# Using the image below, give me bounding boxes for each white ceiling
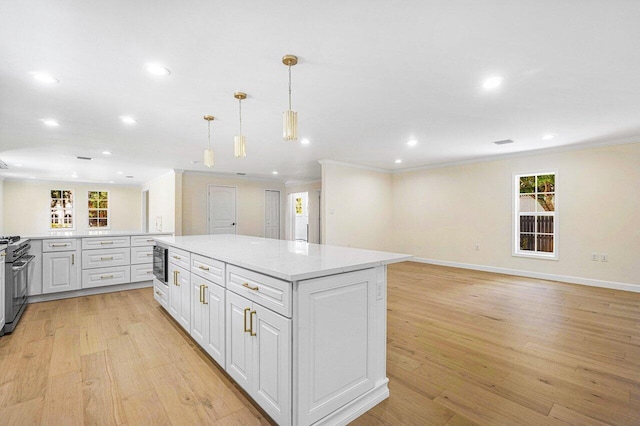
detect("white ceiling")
[1,1,640,185]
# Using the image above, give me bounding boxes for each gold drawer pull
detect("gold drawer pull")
[242,282,259,291]
[199,265,210,271]
[100,275,114,279]
[1,252,6,257]
[146,253,153,256]
[155,290,162,296]
[172,255,181,260]
[51,243,69,247]
[202,286,208,305]
[147,239,154,242]
[146,270,153,274]
[100,241,114,245]
[100,256,114,261]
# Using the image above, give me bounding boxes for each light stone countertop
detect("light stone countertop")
[155,234,412,282]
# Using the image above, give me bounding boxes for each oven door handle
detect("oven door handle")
[12,255,35,271]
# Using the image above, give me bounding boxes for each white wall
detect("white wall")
[391,143,640,288]
[143,171,177,234]
[2,180,141,235]
[321,162,393,251]
[286,181,321,243]
[0,178,4,235]
[181,172,286,238]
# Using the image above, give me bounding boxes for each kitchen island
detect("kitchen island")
[154,234,411,426]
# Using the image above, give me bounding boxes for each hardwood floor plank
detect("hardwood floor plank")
[49,326,81,377]
[81,351,126,425]
[548,404,610,426]
[121,389,172,426]
[80,315,107,356]
[0,396,45,425]
[42,371,83,426]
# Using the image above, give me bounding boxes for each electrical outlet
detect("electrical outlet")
[601,254,608,262]
[475,244,480,251]
[591,253,598,261]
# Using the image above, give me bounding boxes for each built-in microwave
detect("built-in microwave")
[153,245,168,283]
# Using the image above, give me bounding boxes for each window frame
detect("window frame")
[50,189,75,230]
[512,171,558,260]
[87,190,110,229]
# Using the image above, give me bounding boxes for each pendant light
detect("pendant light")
[203,115,215,168]
[282,54,298,141]
[234,92,247,158]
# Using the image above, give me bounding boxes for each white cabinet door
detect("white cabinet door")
[252,303,291,426]
[178,268,191,330]
[205,282,225,367]
[226,291,252,392]
[43,250,80,294]
[295,268,376,425]
[167,263,182,321]
[191,279,206,346]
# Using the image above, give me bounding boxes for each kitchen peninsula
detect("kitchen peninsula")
[153,234,411,426]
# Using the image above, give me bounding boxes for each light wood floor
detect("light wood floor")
[1,262,639,425]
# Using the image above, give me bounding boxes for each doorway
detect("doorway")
[289,192,309,242]
[208,185,237,234]
[264,190,281,239]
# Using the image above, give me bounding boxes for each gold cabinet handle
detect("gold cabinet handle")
[51,243,69,247]
[100,256,114,261]
[173,270,179,285]
[243,308,251,333]
[242,282,259,291]
[198,265,210,271]
[147,239,154,242]
[202,286,208,305]
[172,255,181,260]
[1,252,6,257]
[100,275,114,279]
[100,241,114,245]
[146,270,153,274]
[250,311,257,336]
[72,254,75,265]
[155,290,162,296]
[199,284,204,304]
[146,253,153,256]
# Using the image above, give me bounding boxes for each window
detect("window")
[88,191,109,228]
[514,173,556,258]
[50,190,74,229]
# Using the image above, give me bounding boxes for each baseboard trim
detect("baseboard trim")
[412,258,640,293]
[313,379,389,426]
[27,281,154,303]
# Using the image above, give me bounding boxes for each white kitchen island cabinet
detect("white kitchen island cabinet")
[154,234,411,426]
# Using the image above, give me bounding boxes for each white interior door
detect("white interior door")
[208,186,237,234]
[265,190,280,239]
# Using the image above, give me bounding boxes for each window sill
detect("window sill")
[512,252,558,261]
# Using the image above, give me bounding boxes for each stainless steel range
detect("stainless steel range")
[2,236,33,334]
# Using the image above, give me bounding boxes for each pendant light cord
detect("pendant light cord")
[207,120,211,150]
[288,64,292,110]
[239,98,243,134]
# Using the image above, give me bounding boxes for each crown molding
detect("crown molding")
[317,159,389,174]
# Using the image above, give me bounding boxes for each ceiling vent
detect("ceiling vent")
[126,175,134,179]
[493,139,514,145]
[77,156,93,160]
[0,159,8,169]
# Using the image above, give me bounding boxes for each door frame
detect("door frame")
[207,185,238,235]
[264,189,281,239]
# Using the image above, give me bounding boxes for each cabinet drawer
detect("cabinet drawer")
[191,253,225,286]
[131,263,154,282]
[82,247,130,269]
[131,246,154,264]
[82,266,130,289]
[226,265,292,317]
[153,279,168,308]
[169,247,190,269]
[131,235,161,247]
[42,239,77,252]
[82,236,130,250]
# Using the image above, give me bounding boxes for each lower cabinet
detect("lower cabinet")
[226,290,291,426]
[43,250,80,294]
[168,262,190,330]
[190,274,225,367]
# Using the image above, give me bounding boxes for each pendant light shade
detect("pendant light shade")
[234,92,247,158]
[282,54,298,141]
[203,115,215,168]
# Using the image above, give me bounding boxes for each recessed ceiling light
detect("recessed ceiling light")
[29,176,36,179]
[272,171,278,175]
[71,173,78,178]
[301,138,310,145]
[146,63,171,76]
[108,180,114,184]
[395,159,402,164]
[102,151,112,155]
[407,139,417,147]
[542,133,556,140]
[14,163,23,167]
[117,171,124,175]
[121,116,136,124]
[32,72,59,84]
[482,76,503,90]
[42,119,59,127]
